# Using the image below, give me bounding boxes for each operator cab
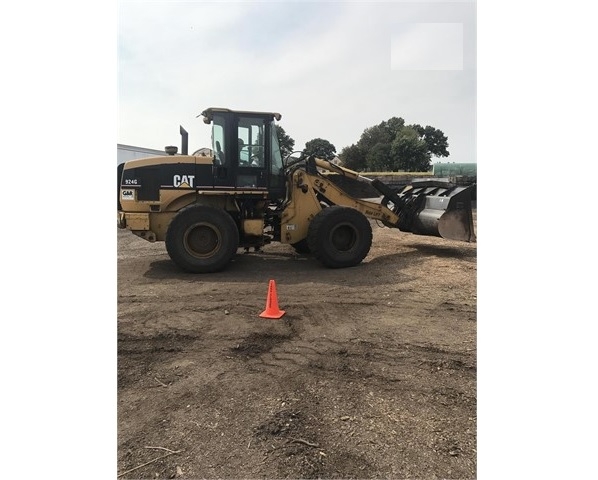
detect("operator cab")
[200,108,286,200]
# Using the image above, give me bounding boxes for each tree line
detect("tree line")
[276,117,449,172]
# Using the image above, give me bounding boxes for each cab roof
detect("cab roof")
[200,107,282,124]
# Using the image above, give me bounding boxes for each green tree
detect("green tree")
[339,144,366,171]
[275,124,295,160]
[357,117,405,153]
[303,138,337,161]
[391,127,430,171]
[350,118,449,172]
[366,143,393,171]
[411,124,449,158]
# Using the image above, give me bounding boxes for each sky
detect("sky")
[118,0,476,164]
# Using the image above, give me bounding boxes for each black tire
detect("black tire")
[307,206,372,268]
[165,205,239,273]
[291,239,311,254]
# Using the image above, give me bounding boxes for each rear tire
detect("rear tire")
[166,205,239,273]
[307,206,372,268]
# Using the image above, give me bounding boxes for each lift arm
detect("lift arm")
[291,157,476,242]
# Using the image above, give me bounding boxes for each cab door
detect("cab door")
[235,116,268,190]
[211,113,235,188]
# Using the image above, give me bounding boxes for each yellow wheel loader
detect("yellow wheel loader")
[117,108,476,273]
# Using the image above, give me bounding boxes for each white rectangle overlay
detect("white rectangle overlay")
[391,23,464,71]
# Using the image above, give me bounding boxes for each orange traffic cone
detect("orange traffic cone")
[259,280,285,319]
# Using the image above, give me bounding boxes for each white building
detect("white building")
[117,144,170,165]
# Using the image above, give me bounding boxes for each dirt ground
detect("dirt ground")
[117,213,477,479]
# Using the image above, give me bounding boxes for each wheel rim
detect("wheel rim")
[183,222,221,258]
[329,223,357,252]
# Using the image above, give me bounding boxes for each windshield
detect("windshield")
[270,121,283,173]
[238,116,265,167]
[211,114,226,165]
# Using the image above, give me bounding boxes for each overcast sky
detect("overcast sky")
[118,0,476,163]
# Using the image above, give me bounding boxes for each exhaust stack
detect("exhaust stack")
[180,126,188,155]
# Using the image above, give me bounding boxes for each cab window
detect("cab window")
[270,121,284,188]
[212,114,226,165]
[237,117,265,168]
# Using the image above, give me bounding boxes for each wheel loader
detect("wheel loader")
[117,107,476,273]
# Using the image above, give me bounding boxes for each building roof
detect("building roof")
[117,143,169,156]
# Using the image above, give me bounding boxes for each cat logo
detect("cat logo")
[173,175,195,188]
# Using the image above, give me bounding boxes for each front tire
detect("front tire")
[165,205,239,273]
[307,206,372,268]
